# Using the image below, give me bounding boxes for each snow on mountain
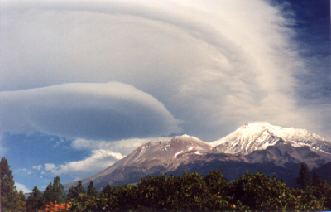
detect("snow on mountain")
[75,124,331,189]
[92,135,211,177]
[211,122,331,154]
[123,134,211,166]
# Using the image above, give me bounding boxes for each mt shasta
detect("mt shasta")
[73,122,331,189]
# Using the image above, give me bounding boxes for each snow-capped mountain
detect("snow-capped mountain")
[113,134,211,169]
[73,122,331,189]
[80,135,212,187]
[211,122,331,154]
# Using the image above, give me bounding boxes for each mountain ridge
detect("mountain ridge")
[70,122,331,189]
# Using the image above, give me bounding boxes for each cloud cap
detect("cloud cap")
[0,82,179,140]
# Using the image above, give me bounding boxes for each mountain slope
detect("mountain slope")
[244,142,331,167]
[82,135,211,188]
[314,162,331,184]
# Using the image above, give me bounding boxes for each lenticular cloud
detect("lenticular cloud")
[1,0,326,139]
[0,82,179,140]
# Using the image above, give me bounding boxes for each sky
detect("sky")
[0,0,330,192]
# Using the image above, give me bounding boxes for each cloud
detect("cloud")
[42,137,167,176]
[32,165,42,171]
[71,137,167,155]
[0,82,179,140]
[16,182,30,193]
[16,168,32,176]
[0,0,329,140]
[44,149,123,175]
[44,163,57,172]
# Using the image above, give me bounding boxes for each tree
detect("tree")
[1,157,19,211]
[291,186,325,210]
[43,182,53,203]
[87,181,97,197]
[65,170,331,210]
[101,184,137,210]
[68,181,85,200]
[177,172,210,209]
[230,172,292,210]
[204,170,227,195]
[0,157,26,212]
[52,176,65,203]
[43,176,65,203]
[297,163,312,188]
[203,170,235,209]
[26,186,43,212]
[16,191,26,212]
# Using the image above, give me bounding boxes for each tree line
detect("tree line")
[1,157,331,211]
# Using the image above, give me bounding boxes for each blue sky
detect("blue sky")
[0,0,330,192]
[2,134,84,190]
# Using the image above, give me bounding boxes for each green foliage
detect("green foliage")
[204,170,227,195]
[69,193,100,212]
[52,176,66,202]
[136,175,178,209]
[1,157,17,211]
[26,186,43,212]
[87,181,97,197]
[15,191,26,212]
[87,171,247,210]
[177,172,209,209]
[101,184,138,210]
[230,172,295,210]
[43,176,66,203]
[68,181,85,200]
[67,171,331,211]
[2,156,331,211]
[68,181,101,211]
[0,157,26,212]
[43,182,53,203]
[290,187,325,210]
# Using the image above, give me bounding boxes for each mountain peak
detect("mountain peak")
[174,134,203,142]
[238,122,303,134]
[236,122,281,137]
[240,122,274,128]
[211,122,330,154]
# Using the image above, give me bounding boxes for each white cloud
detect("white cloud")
[71,137,167,155]
[15,168,33,176]
[42,137,165,177]
[45,137,169,178]
[32,165,42,171]
[44,149,124,176]
[44,163,56,172]
[0,82,179,140]
[16,182,30,193]
[0,0,329,140]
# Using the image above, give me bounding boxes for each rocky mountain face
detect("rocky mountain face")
[78,123,331,189]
